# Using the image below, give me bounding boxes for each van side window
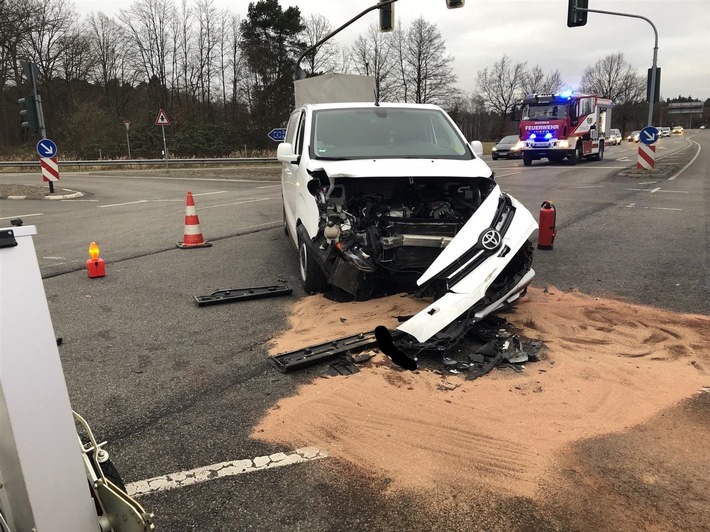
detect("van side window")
[285,111,300,145]
[294,113,306,156]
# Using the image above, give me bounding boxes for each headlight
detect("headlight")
[558,140,569,149]
[514,141,525,150]
[492,147,497,151]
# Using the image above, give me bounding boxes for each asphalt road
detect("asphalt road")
[1,130,707,530]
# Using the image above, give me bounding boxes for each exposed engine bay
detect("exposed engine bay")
[305,172,498,300]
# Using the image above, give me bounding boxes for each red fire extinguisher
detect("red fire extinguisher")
[538,201,557,250]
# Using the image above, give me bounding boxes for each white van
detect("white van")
[608,129,622,145]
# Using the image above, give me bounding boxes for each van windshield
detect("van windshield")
[311,107,472,160]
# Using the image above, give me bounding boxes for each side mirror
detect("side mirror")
[510,104,518,121]
[469,140,483,157]
[277,142,299,164]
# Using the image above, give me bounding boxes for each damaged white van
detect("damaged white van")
[278,102,537,350]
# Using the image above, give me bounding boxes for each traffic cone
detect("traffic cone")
[177,192,212,249]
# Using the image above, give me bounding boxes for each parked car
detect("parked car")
[661,127,671,137]
[278,101,537,350]
[491,135,524,160]
[608,129,622,145]
[672,125,684,134]
[627,130,641,142]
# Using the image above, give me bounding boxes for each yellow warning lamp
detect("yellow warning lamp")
[89,241,100,260]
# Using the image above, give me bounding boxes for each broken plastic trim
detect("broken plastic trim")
[194,285,292,306]
[270,331,379,373]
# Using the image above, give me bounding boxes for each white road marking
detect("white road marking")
[638,181,657,185]
[616,157,632,161]
[650,187,662,193]
[42,256,67,260]
[257,185,281,189]
[624,204,682,211]
[98,200,149,208]
[125,447,328,498]
[494,172,520,178]
[196,198,272,211]
[191,191,227,196]
[668,140,701,181]
[0,212,43,220]
[63,199,99,202]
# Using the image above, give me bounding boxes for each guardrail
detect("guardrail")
[0,157,278,168]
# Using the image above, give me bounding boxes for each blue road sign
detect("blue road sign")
[36,138,58,158]
[639,126,659,145]
[268,128,287,142]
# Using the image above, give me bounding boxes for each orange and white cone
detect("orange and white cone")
[177,192,212,249]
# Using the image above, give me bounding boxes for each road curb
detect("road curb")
[2,189,84,200]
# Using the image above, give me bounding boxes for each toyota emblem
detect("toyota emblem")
[481,229,501,251]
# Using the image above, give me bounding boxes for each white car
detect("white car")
[661,127,671,137]
[608,129,622,146]
[278,102,537,349]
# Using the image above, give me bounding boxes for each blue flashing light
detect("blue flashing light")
[544,132,553,140]
[529,133,537,140]
[560,89,573,99]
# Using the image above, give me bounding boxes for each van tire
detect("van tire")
[523,152,533,167]
[299,237,327,293]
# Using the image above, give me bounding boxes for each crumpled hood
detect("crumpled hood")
[307,157,493,179]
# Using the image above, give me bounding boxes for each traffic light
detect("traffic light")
[379,0,394,32]
[18,95,40,133]
[567,0,589,27]
[446,0,465,7]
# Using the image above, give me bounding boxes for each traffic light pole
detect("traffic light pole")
[577,8,659,128]
[295,0,397,80]
[20,60,53,192]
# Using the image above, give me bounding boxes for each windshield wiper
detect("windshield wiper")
[315,156,351,160]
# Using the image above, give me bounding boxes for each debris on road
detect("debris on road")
[194,285,292,306]
[270,331,378,373]
[271,310,544,379]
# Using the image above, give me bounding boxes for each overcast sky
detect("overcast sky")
[73,0,710,101]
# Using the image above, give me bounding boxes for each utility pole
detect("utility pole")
[568,2,659,127]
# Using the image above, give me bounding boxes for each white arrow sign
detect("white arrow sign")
[39,142,54,155]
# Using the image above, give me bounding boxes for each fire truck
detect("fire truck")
[517,91,613,166]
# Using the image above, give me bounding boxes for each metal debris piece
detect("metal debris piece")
[194,285,292,306]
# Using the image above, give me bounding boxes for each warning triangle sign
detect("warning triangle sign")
[155,108,170,126]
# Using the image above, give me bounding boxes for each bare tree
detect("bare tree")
[579,52,645,104]
[401,16,456,105]
[195,0,219,118]
[301,14,340,76]
[23,0,79,84]
[350,23,396,101]
[119,0,174,107]
[476,54,527,120]
[521,65,563,95]
[0,0,44,145]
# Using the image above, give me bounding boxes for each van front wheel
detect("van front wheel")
[299,238,327,293]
